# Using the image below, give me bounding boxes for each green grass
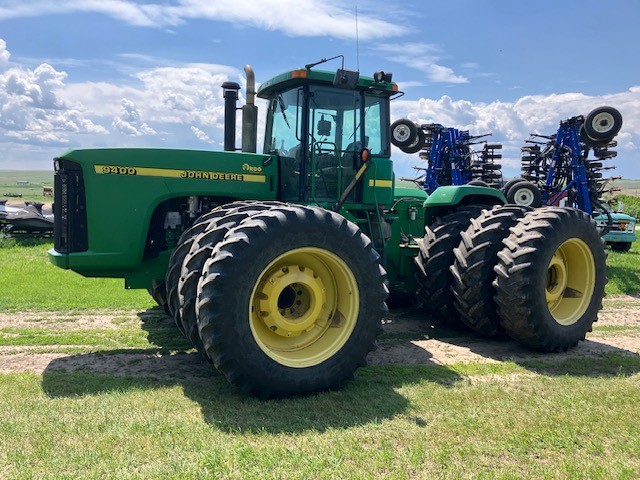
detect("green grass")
[0,170,54,203]
[606,240,640,295]
[1,236,637,313]
[0,363,638,479]
[0,238,154,311]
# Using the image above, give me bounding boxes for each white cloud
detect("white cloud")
[112,98,156,136]
[374,43,468,84]
[191,125,211,143]
[0,38,10,65]
[0,0,406,40]
[0,54,107,146]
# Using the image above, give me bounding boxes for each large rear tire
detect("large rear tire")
[451,205,531,337]
[196,205,387,398]
[415,205,487,325]
[494,207,607,351]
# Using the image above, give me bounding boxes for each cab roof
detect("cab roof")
[257,68,398,98]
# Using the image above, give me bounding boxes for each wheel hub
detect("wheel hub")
[545,238,595,326]
[591,112,614,134]
[256,264,328,337]
[546,253,568,304]
[393,125,410,143]
[514,187,534,205]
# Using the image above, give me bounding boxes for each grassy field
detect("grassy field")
[1,238,639,478]
[0,170,54,203]
[0,238,153,312]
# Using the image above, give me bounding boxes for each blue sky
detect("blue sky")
[1,0,639,179]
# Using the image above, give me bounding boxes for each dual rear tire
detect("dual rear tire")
[164,203,387,398]
[417,205,607,351]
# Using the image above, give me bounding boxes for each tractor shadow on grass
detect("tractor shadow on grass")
[379,306,640,378]
[40,306,463,433]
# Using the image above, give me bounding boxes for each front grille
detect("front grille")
[53,159,88,253]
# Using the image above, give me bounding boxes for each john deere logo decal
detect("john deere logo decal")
[95,165,265,183]
[242,163,262,172]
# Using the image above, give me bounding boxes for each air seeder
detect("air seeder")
[50,59,607,397]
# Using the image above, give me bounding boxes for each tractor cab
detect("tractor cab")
[257,67,398,206]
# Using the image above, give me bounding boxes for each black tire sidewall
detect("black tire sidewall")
[583,106,622,143]
[390,119,418,148]
[197,206,385,396]
[501,208,606,346]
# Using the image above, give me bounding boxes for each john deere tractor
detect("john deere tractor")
[49,59,607,398]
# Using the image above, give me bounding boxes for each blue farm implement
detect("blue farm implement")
[512,106,623,227]
[390,119,503,194]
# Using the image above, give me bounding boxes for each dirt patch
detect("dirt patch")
[0,310,156,330]
[0,351,217,380]
[369,307,640,366]
[0,300,638,379]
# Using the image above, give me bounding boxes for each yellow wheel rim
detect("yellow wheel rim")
[545,238,596,326]
[249,247,359,368]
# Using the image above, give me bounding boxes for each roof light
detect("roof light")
[374,71,393,83]
[291,69,308,79]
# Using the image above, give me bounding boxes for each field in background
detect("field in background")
[0,170,54,203]
[3,171,640,204]
[613,178,640,197]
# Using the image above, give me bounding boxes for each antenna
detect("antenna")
[355,5,360,72]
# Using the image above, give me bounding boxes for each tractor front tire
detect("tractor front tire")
[148,280,171,317]
[494,207,607,351]
[196,205,387,398]
[610,242,632,252]
[165,202,252,333]
[178,203,275,357]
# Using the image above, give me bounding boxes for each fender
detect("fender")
[423,185,506,224]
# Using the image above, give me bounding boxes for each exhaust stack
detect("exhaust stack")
[242,65,258,153]
[221,81,240,152]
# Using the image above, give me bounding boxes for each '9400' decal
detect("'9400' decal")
[94,165,266,183]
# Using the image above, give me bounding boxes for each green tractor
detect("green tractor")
[49,60,607,398]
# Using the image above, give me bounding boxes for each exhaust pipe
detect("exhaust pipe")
[242,65,258,153]
[221,81,240,151]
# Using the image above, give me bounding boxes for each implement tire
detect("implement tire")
[451,205,531,337]
[494,207,607,351]
[415,205,486,325]
[505,180,541,207]
[583,106,623,144]
[196,205,387,398]
[178,203,276,358]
